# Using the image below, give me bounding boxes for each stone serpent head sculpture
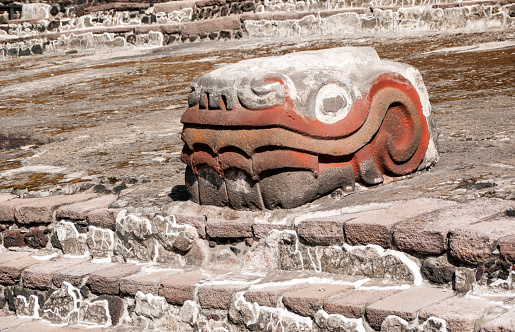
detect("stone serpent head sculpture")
[180,47,439,210]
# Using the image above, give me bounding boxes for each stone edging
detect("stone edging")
[1,0,514,59]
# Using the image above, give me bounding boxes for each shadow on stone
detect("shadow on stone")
[169,185,189,201]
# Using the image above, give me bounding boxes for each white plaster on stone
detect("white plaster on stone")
[316,309,366,332]
[233,291,314,330]
[15,294,40,319]
[343,243,422,286]
[32,252,59,260]
[293,202,392,225]
[41,281,82,325]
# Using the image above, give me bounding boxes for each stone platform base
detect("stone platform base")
[2,0,515,59]
[0,251,514,331]
[0,192,514,330]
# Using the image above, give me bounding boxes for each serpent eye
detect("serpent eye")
[315,83,352,124]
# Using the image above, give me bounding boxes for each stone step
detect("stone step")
[0,250,512,331]
[0,195,513,286]
[2,0,514,58]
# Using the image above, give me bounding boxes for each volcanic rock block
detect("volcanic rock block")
[282,284,353,317]
[180,47,438,210]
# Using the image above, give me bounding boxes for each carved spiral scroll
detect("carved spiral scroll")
[369,81,430,176]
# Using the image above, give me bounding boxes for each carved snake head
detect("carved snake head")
[180,47,438,210]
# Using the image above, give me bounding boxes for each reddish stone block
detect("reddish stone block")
[87,264,141,295]
[15,194,99,224]
[56,195,117,221]
[206,220,253,238]
[419,297,502,332]
[120,268,182,296]
[23,257,90,290]
[160,23,181,34]
[3,230,25,248]
[393,199,513,255]
[244,283,309,307]
[53,262,113,288]
[0,197,45,222]
[198,283,249,310]
[345,198,457,248]
[282,284,353,317]
[448,216,515,266]
[297,220,344,245]
[0,254,39,285]
[24,229,48,249]
[365,286,455,330]
[252,223,293,238]
[181,17,241,37]
[499,235,515,262]
[323,289,398,318]
[87,208,120,230]
[158,270,207,305]
[174,214,207,239]
[481,310,515,332]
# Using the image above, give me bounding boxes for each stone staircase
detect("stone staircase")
[1,0,515,58]
[0,191,514,330]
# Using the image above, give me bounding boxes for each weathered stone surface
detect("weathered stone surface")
[393,198,513,255]
[206,220,253,238]
[15,194,98,224]
[3,230,25,248]
[0,193,16,203]
[53,262,112,288]
[244,283,308,307]
[252,223,293,238]
[453,267,476,294]
[419,297,506,332]
[120,268,182,296]
[181,16,241,36]
[92,295,124,325]
[0,198,45,222]
[0,254,39,285]
[448,216,515,266]
[54,221,88,255]
[78,298,110,326]
[115,212,155,262]
[181,47,438,210]
[154,0,196,13]
[0,251,32,264]
[365,286,455,330]
[86,226,114,259]
[297,220,344,245]
[323,288,398,318]
[151,215,198,253]
[198,283,249,310]
[135,291,169,320]
[41,282,81,325]
[345,198,456,248]
[174,214,207,239]
[24,229,48,249]
[282,284,353,317]
[23,257,89,290]
[87,263,141,295]
[481,310,515,332]
[421,257,455,284]
[499,235,515,262]
[87,208,120,231]
[158,270,207,305]
[56,195,117,221]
